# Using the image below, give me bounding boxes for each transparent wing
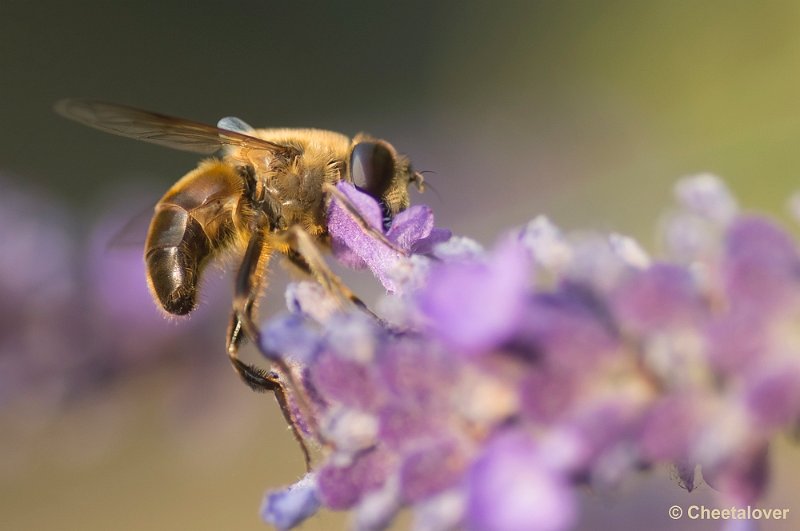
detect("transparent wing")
[105,200,156,249]
[55,99,288,155]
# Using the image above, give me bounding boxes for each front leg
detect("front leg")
[282,225,379,320]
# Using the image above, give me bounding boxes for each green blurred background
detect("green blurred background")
[3,1,800,529]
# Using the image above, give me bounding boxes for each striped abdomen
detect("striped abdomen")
[145,160,242,315]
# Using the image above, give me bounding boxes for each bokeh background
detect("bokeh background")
[3,1,800,529]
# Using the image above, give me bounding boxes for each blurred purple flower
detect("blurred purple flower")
[466,431,577,531]
[722,216,800,313]
[261,473,321,530]
[0,178,81,412]
[612,263,704,334]
[0,179,242,467]
[416,239,531,355]
[317,447,396,510]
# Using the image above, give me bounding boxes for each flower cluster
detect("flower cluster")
[260,177,800,530]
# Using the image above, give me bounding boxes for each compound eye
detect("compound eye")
[349,141,395,199]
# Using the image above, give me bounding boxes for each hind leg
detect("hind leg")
[226,230,313,469]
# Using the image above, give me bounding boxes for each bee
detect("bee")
[55,99,425,465]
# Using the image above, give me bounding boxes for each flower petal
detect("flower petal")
[317,448,395,509]
[260,474,321,530]
[386,205,434,251]
[417,239,530,355]
[328,183,384,269]
[466,432,576,531]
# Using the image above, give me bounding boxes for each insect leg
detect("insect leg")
[282,225,378,319]
[226,229,275,389]
[226,230,314,469]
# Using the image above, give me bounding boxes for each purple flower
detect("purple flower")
[513,283,619,371]
[466,432,577,531]
[257,174,800,530]
[612,263,704,334]
[705,308,767,375]
[260,313,322,364]
[317,447,396,509]
[378,401,447,452]
[309,349,384,411]
[742,362,800,430]
[722,216,800,312]
[399,439,467,503]
[638,394,704,462]
[327,182,450,292]
[0,179,79,404]
[416,238,531,355]
[261,474,321,530]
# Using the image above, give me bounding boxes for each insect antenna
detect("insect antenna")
[417,170,443,204]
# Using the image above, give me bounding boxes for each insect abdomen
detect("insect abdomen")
[145,203,211,315]
[144,160,243,316]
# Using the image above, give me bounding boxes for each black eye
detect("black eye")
[349,141,395,200]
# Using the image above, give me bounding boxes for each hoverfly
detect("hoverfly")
[55,99,425,465]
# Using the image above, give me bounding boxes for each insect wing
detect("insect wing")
[55,99,287,155]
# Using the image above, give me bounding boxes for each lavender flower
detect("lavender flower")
[261,473,321,530]
[327,182,451,292]
[257,173,800,530]
[466,431,577,531]
[0,178,80,412]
